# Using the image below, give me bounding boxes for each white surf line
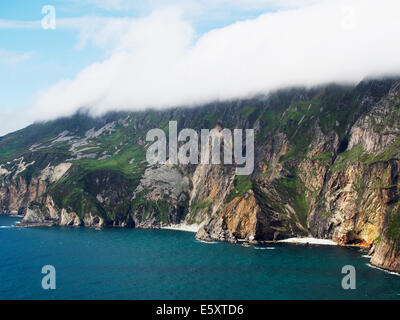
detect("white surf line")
[366,263,400,276]
[196,239,218,244]
[278,237,337,246]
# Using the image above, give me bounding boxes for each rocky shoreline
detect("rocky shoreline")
[7,212,397,274]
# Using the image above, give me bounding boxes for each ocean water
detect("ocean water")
[0,215,399,300]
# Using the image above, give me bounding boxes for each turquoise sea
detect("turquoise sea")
[0,215,399,300]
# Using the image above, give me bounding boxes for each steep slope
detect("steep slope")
[1,78,400,272]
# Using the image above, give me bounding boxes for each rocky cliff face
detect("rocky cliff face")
[0,157,71,215]
[1,78,400,273]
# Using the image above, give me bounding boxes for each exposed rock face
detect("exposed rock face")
[309,161,399,246]
[185,163,234,226]
[2,78,400,273]
[60,209,82,227]
[0,160,71,215]
[196,190,271,242]
[40,163,72,183]
[370,237,400,273]
[348,82,400,153]
[131,164,190,228]
[23,204,52,225]
[19,196,104,228]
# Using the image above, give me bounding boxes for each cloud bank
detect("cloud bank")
[24,0,400,122]
[65,0,320,12]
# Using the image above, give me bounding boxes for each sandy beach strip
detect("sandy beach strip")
[161,224,200,233]
[278,237,337,246]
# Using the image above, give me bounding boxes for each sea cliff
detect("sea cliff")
[1,78,400,272]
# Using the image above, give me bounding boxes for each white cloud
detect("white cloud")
[12,0,400,125]
[67,0,319,12]
[184,0,320,11]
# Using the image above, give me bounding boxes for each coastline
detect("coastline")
[6,214,400,276]
[0,215,344,247]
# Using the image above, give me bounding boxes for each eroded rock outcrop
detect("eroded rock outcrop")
[371,237,400,273]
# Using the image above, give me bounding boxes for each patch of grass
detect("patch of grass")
[76,145,146,179]
[311,152,332,162]
[368,138,400,163]
[274,174,309,229]
[49,165,141,222]
[334,140,400,173]
[0,113,97,161]
[333,145,366,172]
[50,183,106,219]
[225,176,252,203]
[191,199,212,214]
[187,199,212,224]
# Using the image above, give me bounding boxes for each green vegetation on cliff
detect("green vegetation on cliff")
[1,78,400,248]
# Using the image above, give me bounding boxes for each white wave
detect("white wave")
[0,225,14,229]
[196,239,218,244]
[254,247,276,250]
[367,263,400,276]
[362,255,372,259]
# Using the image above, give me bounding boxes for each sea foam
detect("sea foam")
[367,263,400,276]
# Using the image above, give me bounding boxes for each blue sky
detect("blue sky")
[0,0,270,115]
[1,1,103,112]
